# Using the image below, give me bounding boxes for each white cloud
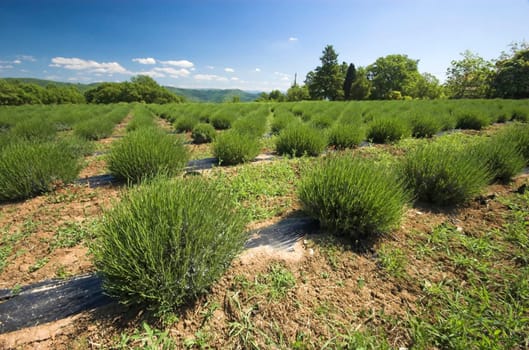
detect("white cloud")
[154,67,190,77]
[224,67,235,73]
[231,77,240,81]
[50,57,130,74]
[288,37,298,42]
[13,60,22,64]
[206,65,215,70]
[0,65,13,69]
[132,57,156,65]
[274,72,291,81]
[17,55,36,62]
[255,68,261,72]
[138,70,165,78]
[160,60,194,68]
[194,74,228,82]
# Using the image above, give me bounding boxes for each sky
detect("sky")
[0,0,528,92]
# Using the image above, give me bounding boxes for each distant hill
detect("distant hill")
[165,87,260,103]
[3,78,261,102]
[3,77,99,93]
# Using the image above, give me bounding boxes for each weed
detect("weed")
[377,244,407,278]
[28,257,49,273]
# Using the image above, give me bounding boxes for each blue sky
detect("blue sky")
[0,0,528,91]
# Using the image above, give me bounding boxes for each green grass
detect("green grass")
[410,190,529,349]
[211,159,299,220]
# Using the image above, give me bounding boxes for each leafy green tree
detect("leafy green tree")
[286,84,310,101]
[343,63,357,100]
[366,54,421,99]
[350,66,372,100]
[0,79,85,105]
[305,45,344,100]
[84,75,183,104]
[445,50,494,99]
[269,89,285,101]
[492,48,529,98]
[413,73,443,99]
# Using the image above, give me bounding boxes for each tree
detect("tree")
[268,89,285,102]
[348,66,371,100]
[286,84,309,101]
[305,45,344,100]
[366,54,421,99]
[444,50,494,99]
[84,75,183,104]
[413,73,443,99]
[491,48,529,99]
[343,63,357,100]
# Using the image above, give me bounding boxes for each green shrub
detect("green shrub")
[455,111,489,130]
[367,118,410,143]
[93,177,248,314]
[401,142,491,206]
[275,124,326,157]
[298,155,408,239]
[232,113,267,137]
[327,124,365,149]
[211,112,235,130]
[471,136,525,183]
[310,114,335,129]
[213,130,260,165]
[59,136,94,158]
[108,127,188,183]
[74,118,115,140]
[410,115,441,138]
[11,118,56,141]
[126,107,155,132]
[270,111,297,135]
[0,141,81,202]
[174,115,199,133]
[511,108,529,122]
[498,123,529,165]
[191,123,216,144]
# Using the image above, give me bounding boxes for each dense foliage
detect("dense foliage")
[0,79,85,105]
[299,155,409,239]
[93,177,248,314]
[85,75,184,104]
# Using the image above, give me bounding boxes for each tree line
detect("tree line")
[258,42,529,102]
[0,75,184,105]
